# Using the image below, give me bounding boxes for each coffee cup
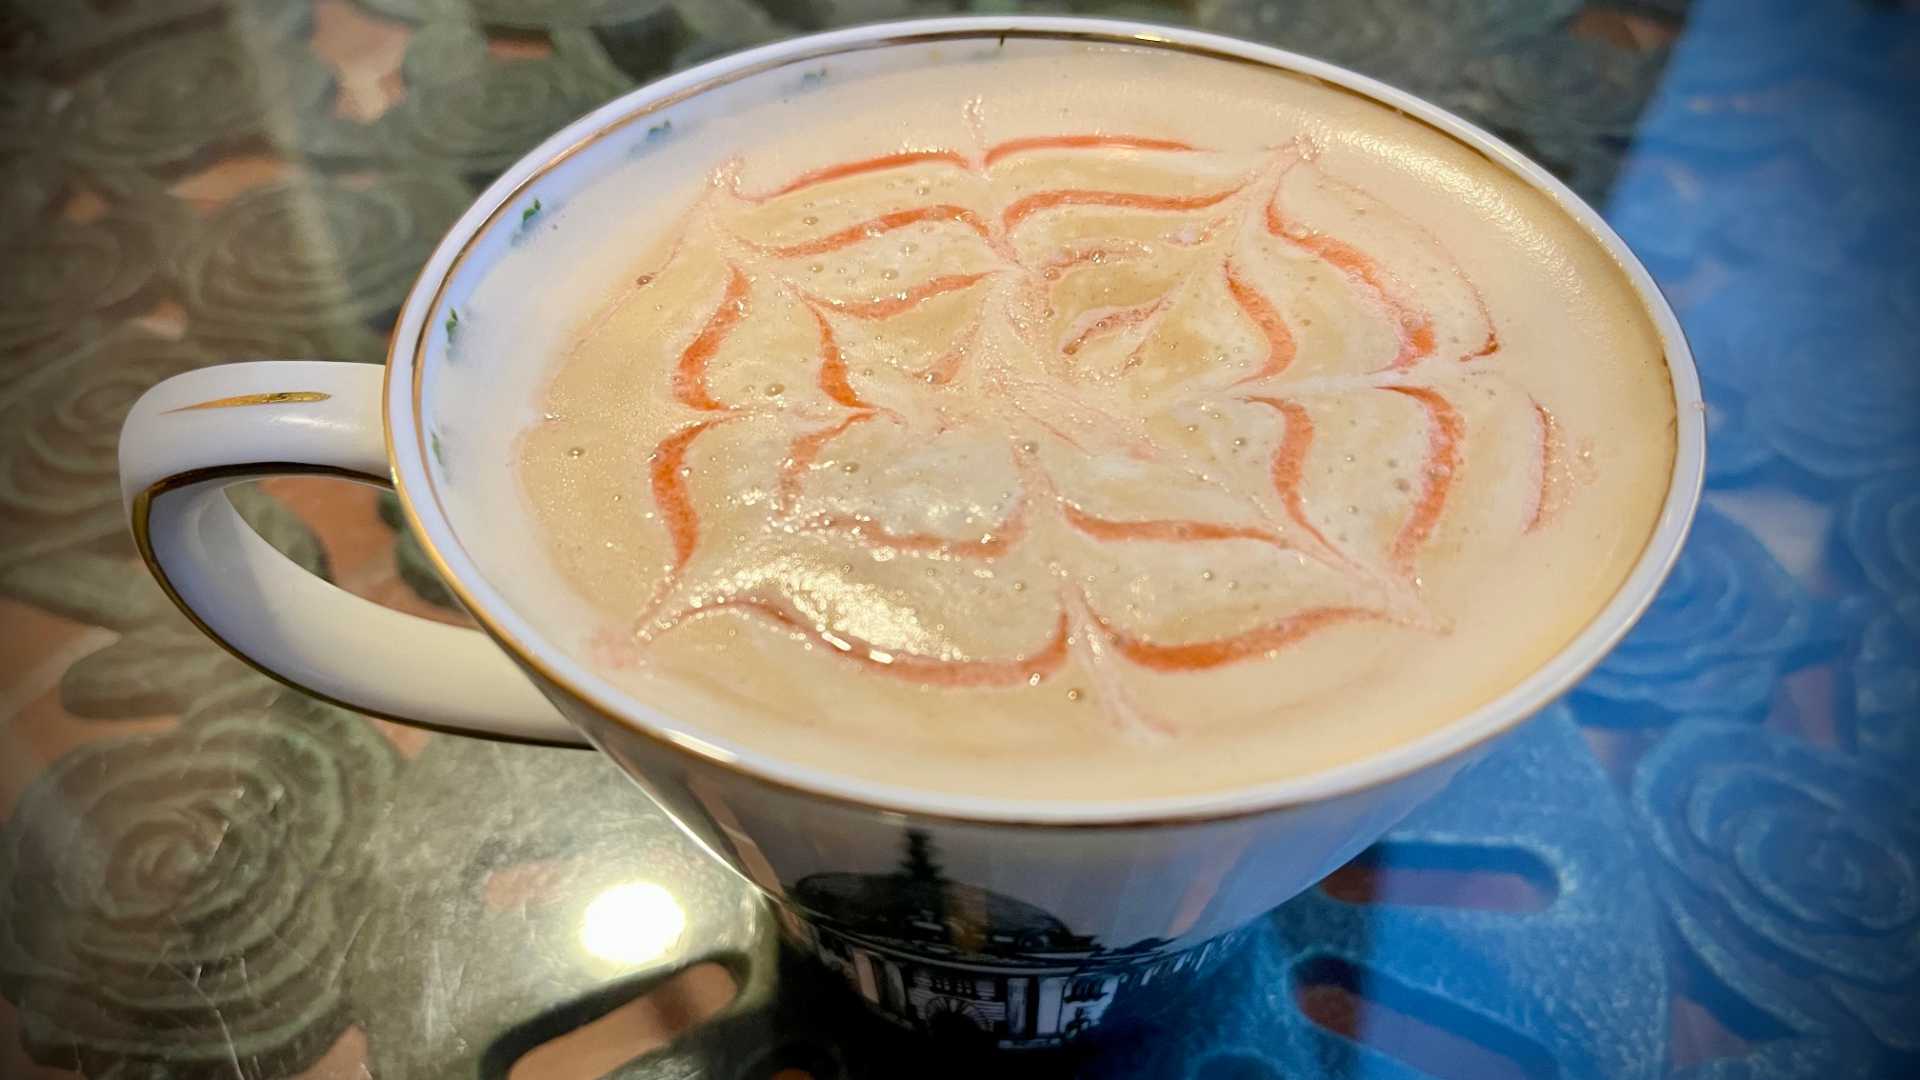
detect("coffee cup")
[119,16,1703,1048]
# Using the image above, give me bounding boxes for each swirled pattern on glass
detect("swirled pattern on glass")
[0,215,163,352]
[1634,721,1920,1052]
[172,173,474,332]
[372,24,633,174]
[59,28,331,167]
[1851,607,1920,768]
[1843,474,1920,767]
[346,729,766,1077]
[0,694,398,1077]
[1845,473,1920,601]
[1579,508,1813,722]
[1746,336,1920,481]
[0,324,372,574]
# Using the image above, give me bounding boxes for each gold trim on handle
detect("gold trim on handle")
[163,391,333,413]
[131,462,587,749]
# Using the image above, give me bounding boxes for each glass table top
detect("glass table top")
[1,1,1915,1077]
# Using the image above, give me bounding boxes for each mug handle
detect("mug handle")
[119,360,587,746]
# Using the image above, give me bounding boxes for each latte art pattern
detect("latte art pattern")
[513,44,1681,801]
[534,126,1587,736]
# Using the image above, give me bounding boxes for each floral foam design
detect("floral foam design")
[555,127,1572,732]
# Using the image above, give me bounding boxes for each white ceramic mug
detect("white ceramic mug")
[118,16,1704,1049]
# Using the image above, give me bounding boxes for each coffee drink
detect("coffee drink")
[518,49,1675,800]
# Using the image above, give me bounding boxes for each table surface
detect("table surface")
[2,1,1916,1077]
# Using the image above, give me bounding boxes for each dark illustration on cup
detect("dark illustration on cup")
[784,830,1239,1048]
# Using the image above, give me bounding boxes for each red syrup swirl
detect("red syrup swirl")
[601,132,1551,704]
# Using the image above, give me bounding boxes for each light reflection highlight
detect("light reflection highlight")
[580,881,687,966]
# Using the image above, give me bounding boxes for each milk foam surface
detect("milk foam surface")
[518,48,1675,800]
